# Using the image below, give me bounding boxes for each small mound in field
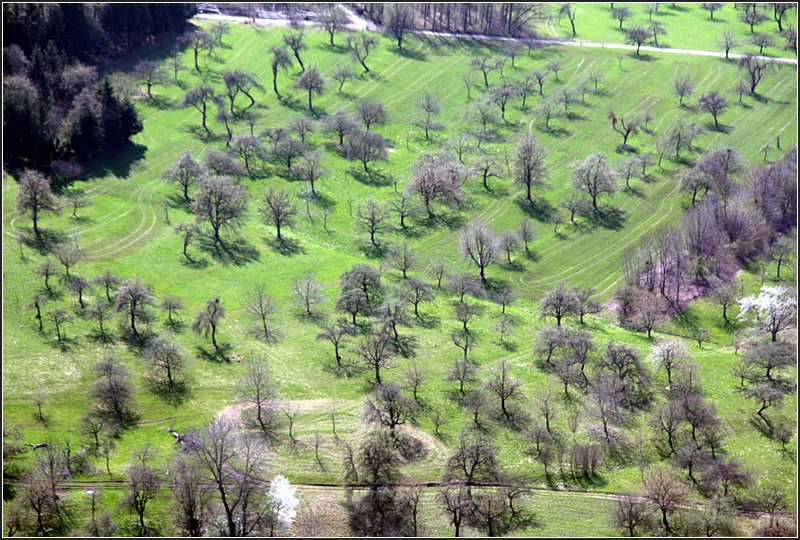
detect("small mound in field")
[393,431,429,461]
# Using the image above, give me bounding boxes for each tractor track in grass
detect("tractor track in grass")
[519,180,682,290]
[415,58,674,278]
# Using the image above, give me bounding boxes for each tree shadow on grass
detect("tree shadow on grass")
[20,229,68,255]
[182,124,227,144]
[87,329,115,345]
[394,46,427,61]
[499,340,519,352]
[708,123,732,134]
[419,210,465,232]
[504,260,526,273]
[350,168,393,187]
[198,235,260,265]
[515,197,555,222]
[265,236,305,256]
[166,194,192,211]
[145,95,176,110]
[80,142,148,182]
[539,124,572,137]
[629,52,659,62]
[416,313,441,329]
[398,225,425,239]
[195,342,233,362]
[148,380,192,407]
[623,185,645,198]
[52,335,79,353]
[179,255,211,269]
[584,206,627,230]
[524,249,541,263]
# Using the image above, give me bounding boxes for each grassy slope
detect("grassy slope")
[543,2,799,59]
[2,19,797,536]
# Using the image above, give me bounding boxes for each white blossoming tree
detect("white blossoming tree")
[267,474,299,534]
[738,286,797,342]
[648,339,691,385]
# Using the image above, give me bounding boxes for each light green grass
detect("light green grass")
[2,18,797,536]
[544,2,798,59]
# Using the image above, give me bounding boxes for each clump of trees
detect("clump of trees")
[619,147,796,329]
[4,4,194,170]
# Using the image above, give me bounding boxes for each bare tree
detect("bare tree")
[612,495,653,537]
[356,198,390,248]
[513,133,548,205]
[192,175,249,246]
[170,453,212,537]
[415,92,444,141]
[134,60,167,99]
[322,110,358,146]
[571,152,618,211]
[283,31,307,71]
[384,4,415,49]
[399,277,434,319]
[237,357,281,443]
[348,32,378,73]
[181,30,213,72]
[15,170,61,239]
[459,218,499,284]
[356,99,390,131]
[319,6,348,46]
[192,297,226,355]
[51,242,81,279]
[673,74,695,105]
[290,273,325,318]
[294,65,326,112]
[439,484,471,537]
[443,430,502,487]
[609,111,639,147]
[246,285,279,343]
[163,152,206,203]
[181,85,221,136]
[346,130,388,172]
[188,417,273,536]
[407,152,466,218]
[114,278,155,340]
[739,53,769,93]
[641,465,688,535]
[387,242,417,278]
[403,363,426,403]
[91,353,139,429]
[359,333,394,384]
[485,360,524,421]
[260,187,298,242]
[125,447,159,536]
[145,333,187,396]
[269,46,293,98]
[717,30,738,60]
[698,92,728,128]
[317,321,357,374]
[541,283,579,326]
[611,6,632,29]
[363,382,419,431]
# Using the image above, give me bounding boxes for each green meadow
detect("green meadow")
[3,17,796,536]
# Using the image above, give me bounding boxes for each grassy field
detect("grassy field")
[2,16,797,536]
[544,2,798,59]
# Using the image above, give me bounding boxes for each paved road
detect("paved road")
[193,10,797,65]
